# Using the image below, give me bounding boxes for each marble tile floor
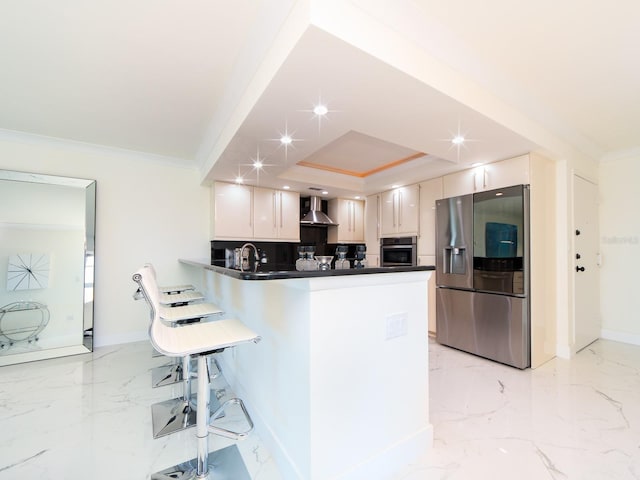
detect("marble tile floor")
[399,338,640,480]
[0,341,283,480]
[1,338,638,479]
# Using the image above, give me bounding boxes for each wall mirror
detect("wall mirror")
[0,169,95,366]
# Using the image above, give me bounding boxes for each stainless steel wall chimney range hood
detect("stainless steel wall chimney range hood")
[300,196,337,226]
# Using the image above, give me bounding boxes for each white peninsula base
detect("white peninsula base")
[198,267,433,480]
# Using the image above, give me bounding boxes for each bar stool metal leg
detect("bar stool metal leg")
[150,355,221,438]
[151,355,251,480]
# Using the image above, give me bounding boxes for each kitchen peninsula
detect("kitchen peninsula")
[180,260,434,480]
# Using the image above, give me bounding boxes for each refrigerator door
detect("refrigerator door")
[436,288,530,369]
[472,185,529,295]
[435,194,473,289]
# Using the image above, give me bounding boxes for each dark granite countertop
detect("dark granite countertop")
[180,259,434,281]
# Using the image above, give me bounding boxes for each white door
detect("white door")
[573,174,600,351]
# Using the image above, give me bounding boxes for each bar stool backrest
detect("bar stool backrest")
[133,264,173,356]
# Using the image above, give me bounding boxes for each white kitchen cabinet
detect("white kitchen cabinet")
[443,154,530,197]
[417,177,443,257]
[380,184,420,237]
[253,187,300,241]
[327,198,364,243]
[212,181,253,240]
[365,194,381,255]
[366,254,380,267]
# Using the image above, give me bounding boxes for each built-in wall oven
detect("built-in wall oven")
[380,236,417,267]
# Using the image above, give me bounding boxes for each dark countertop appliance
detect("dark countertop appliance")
[380,236,417,267]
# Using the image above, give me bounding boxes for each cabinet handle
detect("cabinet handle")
[273,192,277,228]
[392,192,397,227]
[350,201,354,232]
[376,195,381,240]
[279,192,283,229]
[250,188,253,228]
[483,168,488,189]
[398,190,403,227]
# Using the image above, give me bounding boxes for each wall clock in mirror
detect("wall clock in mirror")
[6,253,50,291]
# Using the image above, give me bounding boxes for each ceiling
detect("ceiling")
[1,1,638,199]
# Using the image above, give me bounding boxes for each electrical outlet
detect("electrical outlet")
[385,312,408,340]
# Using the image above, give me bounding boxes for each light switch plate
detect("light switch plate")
[385,312,408,340]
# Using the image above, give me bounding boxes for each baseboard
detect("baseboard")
[333,426,434,480]
[93,330,148,348]
[600,329,640,347]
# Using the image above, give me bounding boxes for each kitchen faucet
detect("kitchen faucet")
[240,243,259,272]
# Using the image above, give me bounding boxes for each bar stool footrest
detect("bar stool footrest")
[208,397,254,440]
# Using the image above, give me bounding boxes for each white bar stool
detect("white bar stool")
[133,265,259,480]
[135,264,226,438]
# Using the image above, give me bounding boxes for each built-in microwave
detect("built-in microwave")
[380,236,417,267]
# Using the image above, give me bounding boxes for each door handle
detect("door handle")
[575,229,581,235]
[576,266,585,272]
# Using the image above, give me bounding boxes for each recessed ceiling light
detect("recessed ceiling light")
[313,104,328,116]
[253,160,263,169]
[283,185,290,190]
[452,135,465,145]
[322,191,328,195]
[391,184,400,189]
[280,135,292,145]
[235,177,243,184]
[354,196,361,200]
[471,162,483,167]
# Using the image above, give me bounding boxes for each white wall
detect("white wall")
[599,152,640,344]
[0,132,211,346]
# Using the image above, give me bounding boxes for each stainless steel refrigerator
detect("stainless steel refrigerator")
[435,184,530,369]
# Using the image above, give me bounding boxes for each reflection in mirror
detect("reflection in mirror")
[0,170,96,366]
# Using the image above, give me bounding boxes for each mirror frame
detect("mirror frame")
[0,169,96,366]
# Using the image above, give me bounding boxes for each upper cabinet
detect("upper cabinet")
[253,187,300,241]
[212,182,299,241]
[212,181,253,240]
[364,193,381,254]
[327,198,364,243]
[417,177,443,257]
[443,154,530,198]
[380,184,420,237]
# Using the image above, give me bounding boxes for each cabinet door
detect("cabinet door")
[417,178,443,256]
[254,188,300,241]
[443,155,530,197]
[278,190,300,241]
[253,187,278,239]
[484,154,530,190]
[351,199,364,242]
[380,190,397,236]
[443,168,476,197]
[212,182,253,239]
[397,184,419,235]
[367,254,380,268]
[365,194,380,254]
[328,199,364,243]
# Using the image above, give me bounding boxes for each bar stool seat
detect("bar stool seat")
[133,265,259,480]
[158,290,205,306]
[159,283,195,294]
[159,301,223,324]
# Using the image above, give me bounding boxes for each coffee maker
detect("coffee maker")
[353,245,367,269]
[335,245,350,269]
